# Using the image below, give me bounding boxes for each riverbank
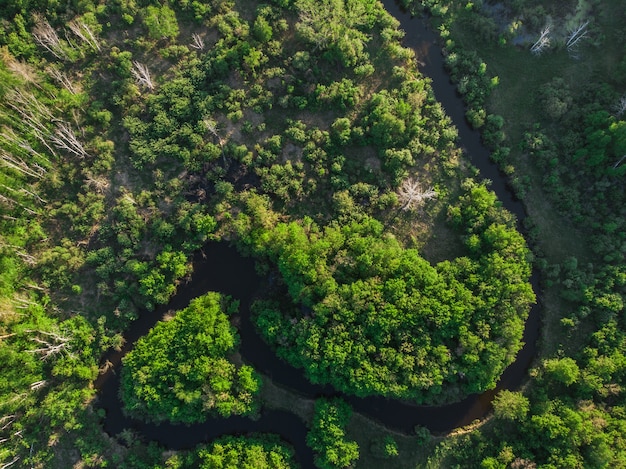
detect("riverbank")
[399,1,626,467]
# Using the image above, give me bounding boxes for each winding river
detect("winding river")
[96,4,541,468]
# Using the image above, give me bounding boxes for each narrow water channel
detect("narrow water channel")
[96,4,541,468]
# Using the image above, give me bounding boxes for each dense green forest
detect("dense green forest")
[120,292,261,423]
[0,0,623,467]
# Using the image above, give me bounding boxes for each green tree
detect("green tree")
[142,5,179,40]
[544,357,580,386]
[492,390,530,421]
[120,292,261,424]
[307,399,360,469]
[197,435,296,469]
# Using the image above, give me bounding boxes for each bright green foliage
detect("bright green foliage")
[142,5,179,40]
[158,435,297,468]
[197,435,296,469]
[307,399,359,469]
[295,0,382,67]
[492,390,529,421]
[250,181,533,401]
[543,357,580,386]
[121,292,261,424]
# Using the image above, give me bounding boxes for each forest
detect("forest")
[0,0,623,468]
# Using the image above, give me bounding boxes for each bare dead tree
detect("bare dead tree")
[0,241,37,265]
[29,380,47,391]
[25,329,71,360]
[0,193,37,215]
[203,118,225,145]
[131,61,154,90]
[203,118,226,163]
[0,416,15,431]
[4,89,58,158]
[68,19,101,52]
[6,89,54,124]
[3,88,88,162]
[32,14,67,60]
[613,96,626,117]
[0,150,44,179]
[397,178,437,211]
[49,122,90,159]
[189,33,205,50]
[613,154,626,169]
[530,25,551,55]
[0,49,39,85]
[11,295,40,309]
[0,127,51,169]
[18,187,46,205]
[511,458,537,469]
[46,66,78,94]
[566,20,589,51]
[84,172,110,193]
[0,182,41,206]
[0,457,20,469]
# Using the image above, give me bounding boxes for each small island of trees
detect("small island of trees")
[120,292,261,424]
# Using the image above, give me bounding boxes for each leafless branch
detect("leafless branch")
[25,329,71,360]
[0,192,37,215]
[49,122,90,159]
[0,127,51,168]
[32,14,67,60]
[397,178,437,211]
[131,61,154,90]
[0,49,39,85]
[0,242,37,265]
[19,187,46,205]
[0,457,20,469]
[530,25,551,55]
[613,96,626,117]
[0,150,44,179]
[46,66,77,94]
[566,20,589,50]
[6,89,54,125]
[68,19,101,52]
[84,172,110,193]
[4,90,59,157]
[189,33,205,50]
[613,154,626,169]
[0,416,15,431]
[203,118,225,145]
[29,380,47,391]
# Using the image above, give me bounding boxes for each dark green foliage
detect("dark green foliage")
[369,435,399,459]
[445,50,494,128]
[121,292,261,424]
[307,399,359,469]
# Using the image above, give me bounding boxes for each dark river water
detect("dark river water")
[96,3,541,468]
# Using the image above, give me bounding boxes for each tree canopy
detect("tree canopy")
[249,180,534,401]
[120,292,261,424]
